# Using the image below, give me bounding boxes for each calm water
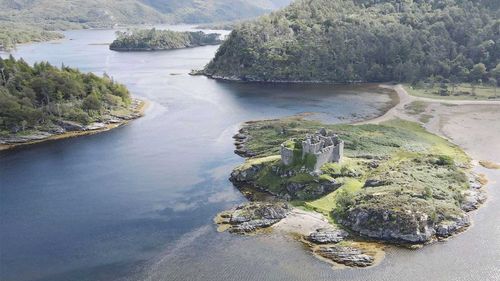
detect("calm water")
[0,27,498,281]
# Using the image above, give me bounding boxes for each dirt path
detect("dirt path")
[357,83,500,166]
[358,84,500,125]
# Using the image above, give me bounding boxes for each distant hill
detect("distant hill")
[139,0,293,23]
[0,0,292,49]
[0,0,294,29]
[203,0,500,84]
[0,0,170,30]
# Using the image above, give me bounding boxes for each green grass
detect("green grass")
[382,119,469,165]
[305,178,363,215]
[404,83,499,101]
[404,101,428,115]
[419,114,433,123]
[234,155,281,171]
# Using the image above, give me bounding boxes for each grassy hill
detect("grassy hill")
[203,0,499,84]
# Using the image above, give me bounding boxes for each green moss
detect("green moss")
[235,155,281,171]
[282,139,296,149]
[319,174,335,182]
[289,173,314,183]
[255,165,284,194]
[303,153,317,170]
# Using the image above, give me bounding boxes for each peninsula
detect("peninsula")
[109,29,223,52]
[201,0,498,87]
[0,56,145,150]
[215,85,489,268]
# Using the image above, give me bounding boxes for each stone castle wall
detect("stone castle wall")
[280,128,344,172]
[280,145,295,166]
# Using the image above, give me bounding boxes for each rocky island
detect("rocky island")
[0,56,145,150]
[216,114,486,268]
[109,29,223,52]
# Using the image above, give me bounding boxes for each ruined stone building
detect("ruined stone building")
[280,128,344,172]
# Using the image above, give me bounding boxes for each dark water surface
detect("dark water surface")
[0,27,498,281]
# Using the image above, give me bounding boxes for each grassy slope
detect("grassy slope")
[404,84,499,101]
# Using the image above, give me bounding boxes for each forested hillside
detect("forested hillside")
[204,0,500,84]
[110,29,222,51]
[0,56,132,133]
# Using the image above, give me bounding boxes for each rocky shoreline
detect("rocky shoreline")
[215,202,384,267]
[0,99,147,151]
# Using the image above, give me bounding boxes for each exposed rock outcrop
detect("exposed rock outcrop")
[215,202,290,233]
[435,216,471,238]
[0,99,145,149]
[233,129,256,157]
[340,208,436,243]
[460,174,487,211]
[315,245,375,267]
[307,228,349,244]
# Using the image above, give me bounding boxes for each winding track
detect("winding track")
[359,84,500,125]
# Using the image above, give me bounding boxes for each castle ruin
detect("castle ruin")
[280,128,344,172]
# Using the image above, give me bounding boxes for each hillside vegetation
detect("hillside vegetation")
[110,29,222,51]
[0,56,132,133]
[204,0,500,84]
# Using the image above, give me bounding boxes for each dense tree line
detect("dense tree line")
[0,56,131,133]
[204,0,500,84]
[110,29,222,51]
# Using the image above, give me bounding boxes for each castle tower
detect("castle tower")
[280,128,344,172]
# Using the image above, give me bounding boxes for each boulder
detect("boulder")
[233,133,247,140]
[230,165,262,183]
[85,122,107,131]
[57,120,85,131]
[216,202,290,233]
[363,179,390,188]
[461,189,487,212]
[435,215,470,238]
